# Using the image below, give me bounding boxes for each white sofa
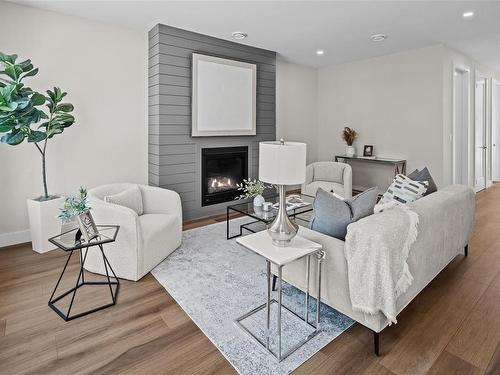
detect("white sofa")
[301,161,352,199]
[273,185,474,354]
[86,183,182,281]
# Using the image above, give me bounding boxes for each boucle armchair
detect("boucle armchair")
[86,183,182,281]
[301,161,352,199]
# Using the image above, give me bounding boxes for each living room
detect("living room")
[1,1,500,374]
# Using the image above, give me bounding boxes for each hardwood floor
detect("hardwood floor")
[1,185,500,374]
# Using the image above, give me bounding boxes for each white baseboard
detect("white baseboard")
[0,229,31,248]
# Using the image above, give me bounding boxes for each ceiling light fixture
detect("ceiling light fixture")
[462,11,474,18]
[316,49,324,56]
[232,31,247,40]
[371,34,388,42]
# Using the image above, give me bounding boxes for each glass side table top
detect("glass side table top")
[229,194,315,223]
[48,225,120,251]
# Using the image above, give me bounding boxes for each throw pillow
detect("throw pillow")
[310,187,378,240]
[379,174,428,206]
[104,185,143,215]
[408,167,437,196]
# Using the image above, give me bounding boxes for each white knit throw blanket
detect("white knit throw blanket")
[344,205,419,324]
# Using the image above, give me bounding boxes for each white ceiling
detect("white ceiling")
[11,1,500,71]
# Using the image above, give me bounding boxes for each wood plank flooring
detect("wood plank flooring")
[1,185,500,374]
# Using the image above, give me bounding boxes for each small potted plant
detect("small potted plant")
[236,179,269,207]
[341,126,358,157]
[0,52,75,252]
[59,187,97,242]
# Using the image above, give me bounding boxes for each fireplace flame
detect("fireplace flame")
[208,177,235,192]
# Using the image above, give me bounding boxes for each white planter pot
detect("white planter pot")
[253,194,265,207]
[346,145,356,157]
[26,196,65,253]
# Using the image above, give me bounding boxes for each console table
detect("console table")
[334,155,407,176]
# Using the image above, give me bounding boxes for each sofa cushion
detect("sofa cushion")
[408,167,437,196]
[310,187,378,240]
[314,163,344,183]
[379,174,428,206]
[104,185,143,215]
[303,181,346,197]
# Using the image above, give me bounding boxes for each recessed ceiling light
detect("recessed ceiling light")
[371,34,388,42]
[316,50,324,56]
[232,31,247,40]
[462,11,474,18]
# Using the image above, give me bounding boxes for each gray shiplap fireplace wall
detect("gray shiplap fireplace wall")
[148,24,276,220]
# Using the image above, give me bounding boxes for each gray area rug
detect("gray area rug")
[151,219,354,375]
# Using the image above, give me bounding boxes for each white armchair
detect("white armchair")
[85,183,182,281]
[301,161,352,199]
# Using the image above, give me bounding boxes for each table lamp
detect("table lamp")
[259,139,307,247]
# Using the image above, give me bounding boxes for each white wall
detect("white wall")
[317,45,444,191]
[276,60,318,164]
[0,2,148,244]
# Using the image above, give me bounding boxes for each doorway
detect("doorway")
[475,72,488,192]
[453,66,470,185]
[493,79,500,182]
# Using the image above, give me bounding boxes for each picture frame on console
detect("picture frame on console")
[363,145,374,157]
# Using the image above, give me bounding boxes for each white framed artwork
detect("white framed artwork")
[192,53,256,137]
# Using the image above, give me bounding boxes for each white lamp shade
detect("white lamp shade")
[258,141,307,185]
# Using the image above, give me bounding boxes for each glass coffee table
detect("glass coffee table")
[226,194,314,239]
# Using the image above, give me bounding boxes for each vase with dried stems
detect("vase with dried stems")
[341,126,358,157]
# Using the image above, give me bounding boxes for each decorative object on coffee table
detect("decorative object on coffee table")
[341,127,358,157]
[48,225,119,321]
[236,230,324,362]
[259,139,307,247]
[236,178,269,207]
[0,52,76,253]
[363,145,374,157]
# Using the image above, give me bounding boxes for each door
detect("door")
[475,75,487,191]
[492,79,500,181]
[453,67,470,185]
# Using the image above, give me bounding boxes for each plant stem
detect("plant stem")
[42,138,48,199]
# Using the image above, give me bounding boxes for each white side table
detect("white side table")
[235,230,325,362]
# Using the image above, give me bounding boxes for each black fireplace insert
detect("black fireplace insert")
[201,147,248,206]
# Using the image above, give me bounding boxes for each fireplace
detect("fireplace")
[201,147,248,206]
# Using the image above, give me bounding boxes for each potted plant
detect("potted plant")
[236,179,269,207]
[59,187,97,242]
[341,126,358,157]
[0,52,75,253]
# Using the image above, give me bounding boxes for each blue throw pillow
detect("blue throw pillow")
[310,187,378,240]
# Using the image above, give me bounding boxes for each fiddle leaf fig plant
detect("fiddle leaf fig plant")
[0,52,75,200]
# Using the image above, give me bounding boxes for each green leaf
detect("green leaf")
[21,68,38,80]
[27,130,47,143]
[0,123,14,132]
[31,92,45,106]
[56,103,73,112]
[1,130,25,145]
[0,52,17,64]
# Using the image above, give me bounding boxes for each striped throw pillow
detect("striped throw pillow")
[379,174,429,205]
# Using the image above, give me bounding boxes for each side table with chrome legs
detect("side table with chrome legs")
[235,230,324,362]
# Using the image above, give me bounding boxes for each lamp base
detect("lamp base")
[267,185,298,247]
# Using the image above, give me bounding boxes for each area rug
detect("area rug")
[151,219,354,375]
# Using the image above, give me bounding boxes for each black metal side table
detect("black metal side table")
[48,225,120,321]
